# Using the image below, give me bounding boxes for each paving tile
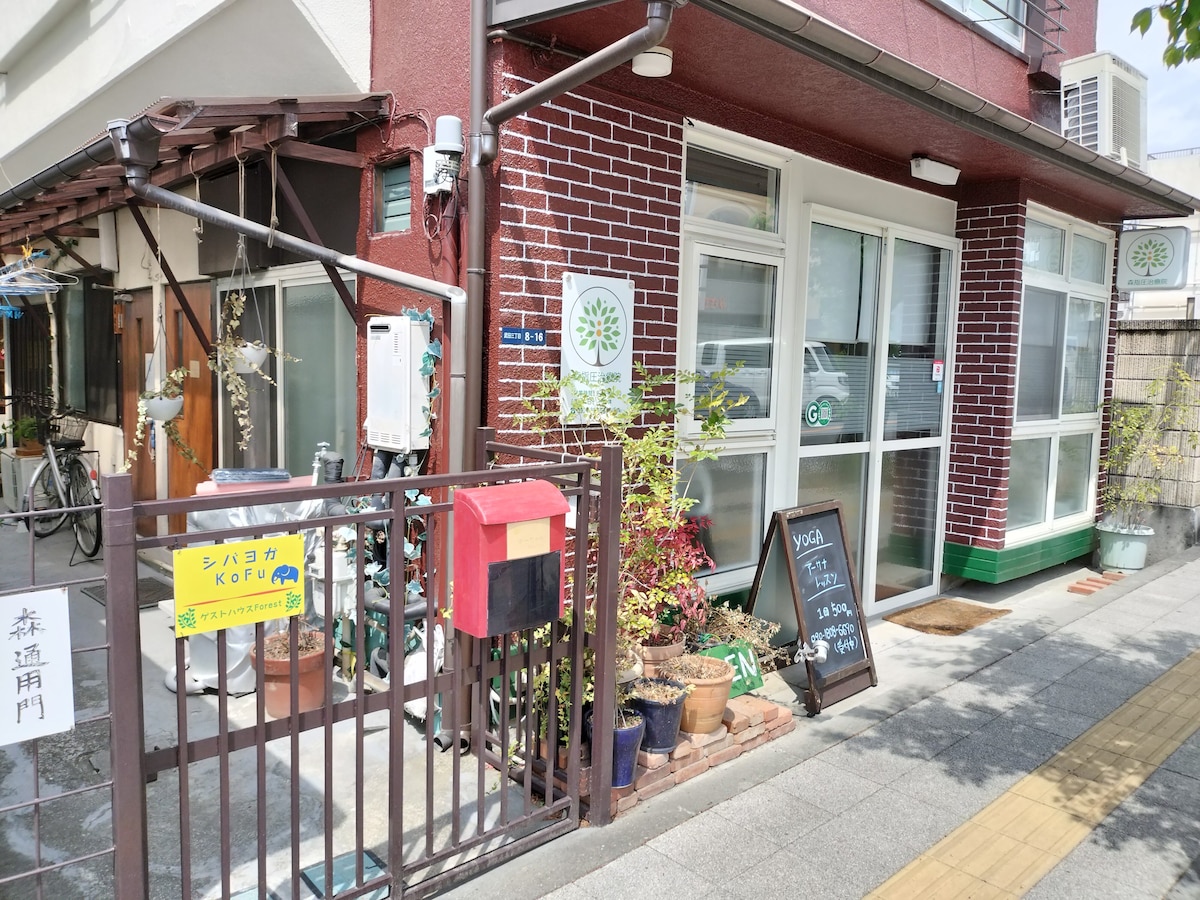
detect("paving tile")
[769,755,884,813]
[834,786,961,855]
[894,693,1001,737]
[817,736,932,786]
[707,779,832,845]
[572,846,718,900]
[955,719,1069,767]
[890,742,1029,819]
[1032,681,1127,721]
[646,807,783,882]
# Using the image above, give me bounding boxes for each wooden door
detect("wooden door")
[166,284,214,533]
[119,290,156,536]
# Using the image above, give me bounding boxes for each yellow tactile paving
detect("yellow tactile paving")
[873,648,1200,898]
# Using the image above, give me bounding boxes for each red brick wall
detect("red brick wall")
[947,191,1026,550]
[490,72,684,445]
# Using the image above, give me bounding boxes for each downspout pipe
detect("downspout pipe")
[107,119,467,305]
[464,0,682,469]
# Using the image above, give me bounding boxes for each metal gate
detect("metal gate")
[0,438,620,898]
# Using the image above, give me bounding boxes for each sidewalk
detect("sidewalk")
[441,549,1200,900]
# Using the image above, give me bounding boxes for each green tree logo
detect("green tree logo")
[1128,235,1173,276]
[573,291,624,367]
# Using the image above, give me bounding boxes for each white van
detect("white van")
[696,338,849,417]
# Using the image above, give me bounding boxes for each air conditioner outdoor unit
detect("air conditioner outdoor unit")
[1061,52,1148,171]
[365,316,430,452]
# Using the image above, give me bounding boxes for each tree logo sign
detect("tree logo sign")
[1126,233,1172,276]
[1117,227,1190,291]
[570,286,628,366]
[560,272,634,423]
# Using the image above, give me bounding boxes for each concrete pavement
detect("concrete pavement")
[442,549,1200,900]
[6,504,1200,898]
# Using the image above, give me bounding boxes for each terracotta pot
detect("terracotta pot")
[671,657,736,734]
[638,638,684,679]
[249,632,327,718]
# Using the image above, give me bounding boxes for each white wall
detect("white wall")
[0,0,370,185]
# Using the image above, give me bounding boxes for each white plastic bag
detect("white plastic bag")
[402,620,444,720]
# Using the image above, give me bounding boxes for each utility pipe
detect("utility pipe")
[107,119,467,306]
[465,0,682,470]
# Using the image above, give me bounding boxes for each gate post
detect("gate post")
[589,444,622,825]
[102,473,150,897]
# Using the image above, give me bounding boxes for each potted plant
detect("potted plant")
[627,677,688,753]
[657,653,736,735]
[123,366,206,472]
[209,290,296,450]
[525,364,743,675]
[1099,362,1200,571]
[6,416,42,456]
[585,687,645,789]
[248,627,328,718]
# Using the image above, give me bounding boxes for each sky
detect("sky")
[1096,3,1200,154]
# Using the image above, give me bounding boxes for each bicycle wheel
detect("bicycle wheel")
[68,457,102,558]
[27,460,67,537]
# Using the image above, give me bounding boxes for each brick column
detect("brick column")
[947,192,1026,550]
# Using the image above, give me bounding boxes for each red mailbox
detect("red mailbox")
[453,480,570,637]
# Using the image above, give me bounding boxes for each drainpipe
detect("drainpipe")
[464,0,682,469]
[107,119,467,305]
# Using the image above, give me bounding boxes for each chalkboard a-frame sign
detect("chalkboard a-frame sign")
[746,501,877,715]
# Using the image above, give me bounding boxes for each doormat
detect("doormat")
[81,578,173,610]
[883,597,1010,636]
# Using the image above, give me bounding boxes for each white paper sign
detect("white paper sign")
[1117,227,1191,291]
[1,588,75,745]
[560,272,634,423]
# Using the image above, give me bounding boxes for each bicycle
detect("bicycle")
[24,409,102,558]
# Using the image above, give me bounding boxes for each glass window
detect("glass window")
[57,279,118,424]
[1017,289,1104,421]
[1071,234,1107,284]
[877,447,941,599]
[803,223,880,445]
[281,281,357,475]
[1009,438,1051,530]
[681,452,767,575]
[379,162,412,233]
[684,148,779,233]
[956,0,1024,45]
[1016,287,1064,421]
[1010,214,1109,537]
[1054,433,1093,518]
[885,240,951,439]
[1024,220,1065,275]
[797,453,867,572]
[694,254,777,419]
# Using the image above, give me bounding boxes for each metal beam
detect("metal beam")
[127,202,214,359]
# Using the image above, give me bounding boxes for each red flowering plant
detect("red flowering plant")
[524,363,745,658]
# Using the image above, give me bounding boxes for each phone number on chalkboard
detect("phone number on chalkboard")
[810,621,859,643]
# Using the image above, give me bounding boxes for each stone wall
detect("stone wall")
[1111,320,1200,561]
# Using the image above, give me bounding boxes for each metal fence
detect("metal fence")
[0,438,620,898]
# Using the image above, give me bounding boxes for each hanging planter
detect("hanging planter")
[231,341,270,374]
[123,366,205,473]
[143,395,183,422]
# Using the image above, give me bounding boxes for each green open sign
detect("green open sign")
[697,639,764,698]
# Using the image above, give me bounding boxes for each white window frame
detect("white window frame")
[1008,205,1113,543]
[932,0,1025,49]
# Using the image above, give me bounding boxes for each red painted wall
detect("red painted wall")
[806,0,1098,116]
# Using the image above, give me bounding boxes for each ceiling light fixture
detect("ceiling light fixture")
[910,155,960,186]
[632,46,672,77]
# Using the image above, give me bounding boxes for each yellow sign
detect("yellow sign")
[172,534,306,636]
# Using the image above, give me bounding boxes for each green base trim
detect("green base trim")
[943,526,1095,584]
